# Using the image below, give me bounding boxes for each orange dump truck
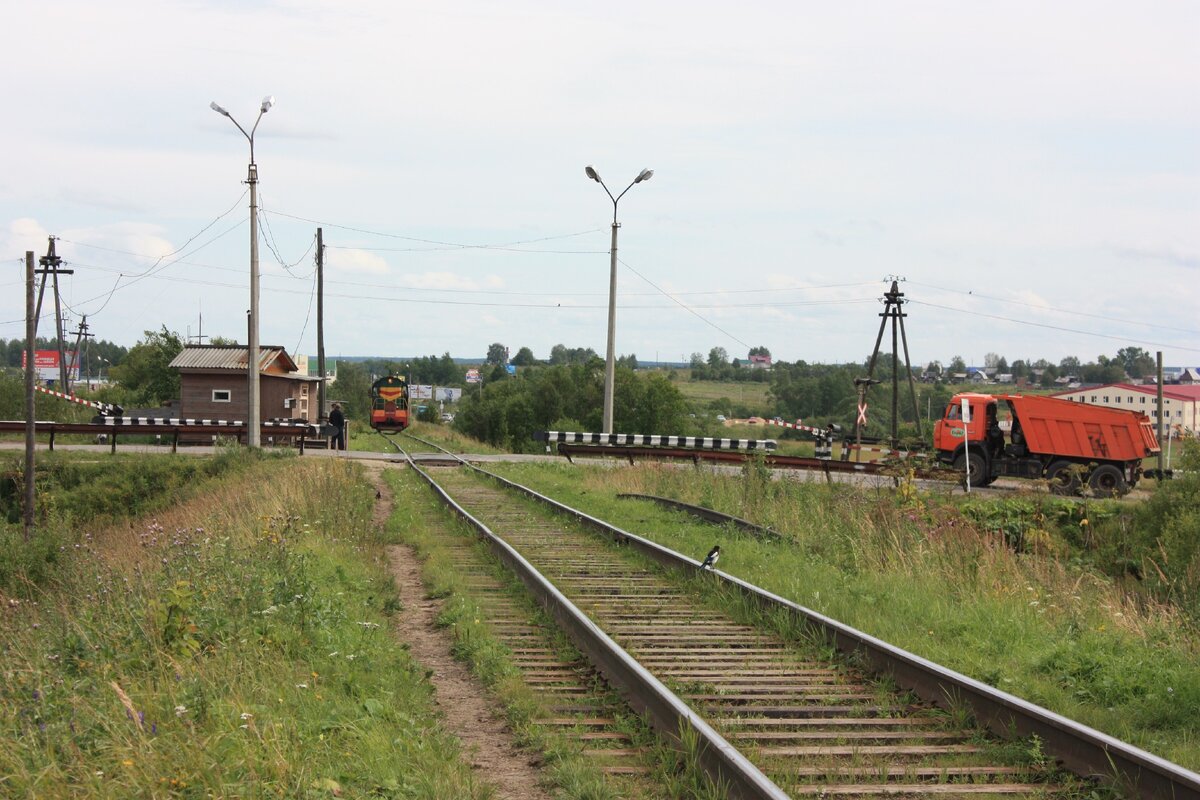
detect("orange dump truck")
[933,392,1159,496]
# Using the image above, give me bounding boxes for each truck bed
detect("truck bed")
[1000,393,1158,463]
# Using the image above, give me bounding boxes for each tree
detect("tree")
[329,361,372,422]
[707,347,729,369]
[210,336,239,346]
[983,352,1002,369]
[748,346,771,358]
[689,352,705,369]
[109,327,184,406]
[1059,356,1081,375]
[617,353,638,370]
[947,355,967,375]
[510,346,537,366]
[486,343,508,365]
[1116,347,1155,380]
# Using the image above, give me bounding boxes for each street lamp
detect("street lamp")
[584,165,653,434]
[211,95,274,447]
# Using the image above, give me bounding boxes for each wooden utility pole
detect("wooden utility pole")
[316,227,326,421]
[69,315,94,389]
[856,279,923,451]
[24,252,36,540]
[34,237,74,390]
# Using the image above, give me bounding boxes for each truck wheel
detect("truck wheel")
[1046,460,1081,495]
[1088,464,1128,497]
[953,451,988,488]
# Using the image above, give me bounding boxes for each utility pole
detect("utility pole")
[316,227,326,421]
[69,316,94,392]
[34,237,74,391]
[1156,351,1164,477]
[24,252,36,541]
[856,279,923,451]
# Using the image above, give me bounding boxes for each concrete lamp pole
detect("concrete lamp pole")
[210,95,274,447]
[584,165,653,434]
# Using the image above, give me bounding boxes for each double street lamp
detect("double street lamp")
[584,165,653,434]
[210,95,274,447]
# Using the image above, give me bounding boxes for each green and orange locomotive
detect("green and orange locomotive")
[370,375,409,433]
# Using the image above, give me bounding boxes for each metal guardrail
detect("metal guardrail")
[0,420,320,453]
[472,464,1200,800]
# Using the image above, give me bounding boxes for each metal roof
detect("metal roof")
[169,345,298,373]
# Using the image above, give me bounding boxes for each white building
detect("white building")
[1051,383,1200,437]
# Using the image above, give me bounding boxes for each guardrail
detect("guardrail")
[0,420,320,453]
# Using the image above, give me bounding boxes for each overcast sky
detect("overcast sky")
[3,1,1197,369]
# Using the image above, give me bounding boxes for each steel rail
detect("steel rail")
[385,433,790,799]
[395,430,1200,798]
[463,461,1200,800]
[617,493,779,538]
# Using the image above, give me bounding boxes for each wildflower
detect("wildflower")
[296,683,308,689]
[122,760,134,767]
[174,706,188,717]
[239,724,249,730]
[240,712,253,720]
[328,651,339,657]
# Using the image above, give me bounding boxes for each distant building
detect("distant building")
[748,354,772,370]
[1179,368,1200,385]
[169,345,322,424]
[1051,383,1200,437]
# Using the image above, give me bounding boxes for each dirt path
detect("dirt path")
[366,464,553,800]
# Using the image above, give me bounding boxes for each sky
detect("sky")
[2,1,1198,370]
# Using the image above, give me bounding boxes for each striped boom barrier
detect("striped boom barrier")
[97,417,319,435]
[766,418,836,459]
[34,385,122,416]
[535,431,776,451]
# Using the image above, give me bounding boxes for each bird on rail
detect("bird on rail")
[700,545,720,570]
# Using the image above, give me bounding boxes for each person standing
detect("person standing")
[329,402,346,451]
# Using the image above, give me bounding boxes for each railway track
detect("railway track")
[386,431,1200,799]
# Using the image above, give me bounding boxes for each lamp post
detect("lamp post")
[210,95,274,447]
[584,165,653,434]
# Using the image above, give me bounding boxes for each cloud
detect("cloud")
[398,271,494,291]
[327,248,390,275]
[1112,245,1200,271]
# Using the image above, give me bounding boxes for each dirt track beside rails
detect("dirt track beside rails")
[366,463,552,800]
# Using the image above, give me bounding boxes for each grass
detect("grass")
[345,421,502,455]
[674,379,772,414]
[483,459,1200,772]
[0,455,491,798]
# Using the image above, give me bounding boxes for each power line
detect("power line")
[908,299,1200,354]
[619,257,752,350]
[907,279,1200,336]
[264,207,605,251]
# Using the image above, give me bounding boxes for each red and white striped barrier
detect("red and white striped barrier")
[34,385,122,416]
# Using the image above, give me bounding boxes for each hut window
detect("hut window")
[212,389,232,403]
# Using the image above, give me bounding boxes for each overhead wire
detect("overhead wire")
[907,299,1200,354]
[264,207,605,252]
[618,257,753,350]
[907,279,1200,336]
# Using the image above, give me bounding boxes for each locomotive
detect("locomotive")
[370,375,410,433]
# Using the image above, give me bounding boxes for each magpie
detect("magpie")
[700,545,720,570]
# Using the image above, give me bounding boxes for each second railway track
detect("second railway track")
[387,431,1200,799]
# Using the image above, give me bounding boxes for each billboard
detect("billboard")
[22,350,80,383]
[435,387,462,403]
[465,368,481,384]
[410,384,434,400]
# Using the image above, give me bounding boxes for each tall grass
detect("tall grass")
[488,460,1200,770]
[0,458,489,798]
